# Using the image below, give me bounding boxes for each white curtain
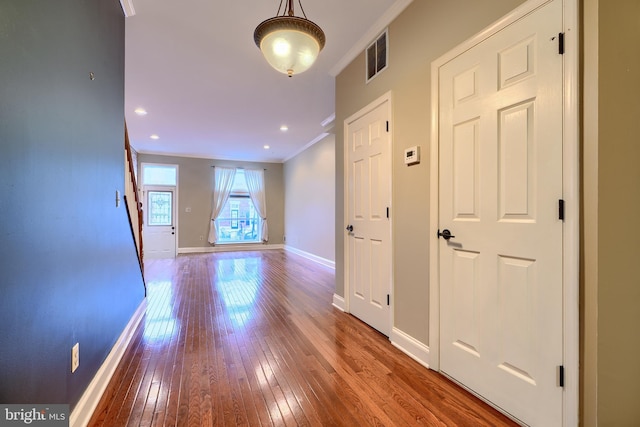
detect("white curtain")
[208,167,236,244]
[244,169,268,242]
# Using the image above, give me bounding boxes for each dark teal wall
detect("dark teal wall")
[0,0,145,408]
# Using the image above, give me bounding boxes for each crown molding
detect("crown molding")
[120,0,136,17]
[321,112,336,131]
[329,0,413,77]
[283,132,330,163]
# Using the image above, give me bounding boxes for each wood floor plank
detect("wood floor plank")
[87,250,519,427]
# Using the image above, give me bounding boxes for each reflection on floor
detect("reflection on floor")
[89,250,517,426]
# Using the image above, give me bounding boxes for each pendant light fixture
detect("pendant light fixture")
[254,0,325,77]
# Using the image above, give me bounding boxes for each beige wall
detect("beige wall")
[284,134,336,262]
[334,0,640,423]
[583,0,640,424]
[137,153,285,249]
[335,0,524,344]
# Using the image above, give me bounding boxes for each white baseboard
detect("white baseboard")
[332,294,346,311]
[70,299,147,427]
[390,327,430,369]
[179,244,284,254]
[284,245,336,269]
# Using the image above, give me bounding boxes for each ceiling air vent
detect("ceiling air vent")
[366,29,388,83]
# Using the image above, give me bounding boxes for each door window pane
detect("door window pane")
[148,191,172,226]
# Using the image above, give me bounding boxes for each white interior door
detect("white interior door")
[438,1,563,425]
[345,94,392,336]
[143,186,176,259]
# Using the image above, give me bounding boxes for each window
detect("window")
[366,29,388,82]
[216,170,261,243]
[147,191,173,226]
[142,164,177,186]
[141,164,177,228]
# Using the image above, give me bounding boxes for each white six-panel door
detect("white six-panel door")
[438,1,563,425]
[345,95,392,336]
[143,186,177,259]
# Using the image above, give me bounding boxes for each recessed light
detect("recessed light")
[264,145,270,149]
[280,125,288,131]
[150,134,159,140]
[134,108,148,116]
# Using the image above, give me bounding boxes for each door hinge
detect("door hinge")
[559,199,565,221]
[558,365,565,388]
[558,32,565,55]
[386,121,389,132]
[387,294,390,306]
[386,207,389,219]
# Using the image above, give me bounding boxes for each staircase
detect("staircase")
[124,123,145,292]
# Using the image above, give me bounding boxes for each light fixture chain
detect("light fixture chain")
[297,0,308,19]
[276,0,284,17]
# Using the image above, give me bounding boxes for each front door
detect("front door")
[143,186,176,259]
[345,93,392,336]
[438,1,563,425]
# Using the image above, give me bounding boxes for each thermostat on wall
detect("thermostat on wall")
[404,146,420,165]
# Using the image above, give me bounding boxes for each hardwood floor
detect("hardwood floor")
[88,250,518,426]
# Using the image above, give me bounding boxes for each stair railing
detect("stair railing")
[124,123,145,291]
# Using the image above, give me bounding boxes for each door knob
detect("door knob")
[346,225,354,232]
[438,229,455,240]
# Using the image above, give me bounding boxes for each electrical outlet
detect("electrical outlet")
[71,343,79,373]
[199,235,203,241]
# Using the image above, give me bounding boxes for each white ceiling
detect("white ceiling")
[124,0,410,163]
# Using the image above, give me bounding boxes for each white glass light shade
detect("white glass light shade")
[254,16,325,77]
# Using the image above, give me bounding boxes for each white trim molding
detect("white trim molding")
[582,0,599,423]
[561,1,581,424]
[70,299,147,427]
[332,294,346,312]
[284,246,335,269]
[390,328,430,369]
[178,244,284,254]
[283,132,331,163]
[321,113,336,131]
[330,0,414,77]
[120,0,136,17]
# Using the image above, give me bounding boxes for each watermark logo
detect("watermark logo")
[0,405,68,426]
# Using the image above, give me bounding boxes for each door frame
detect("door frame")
[343,91,393,333]
[428,0,579,425]
[143,185,178,259]
[141,162,179,259]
